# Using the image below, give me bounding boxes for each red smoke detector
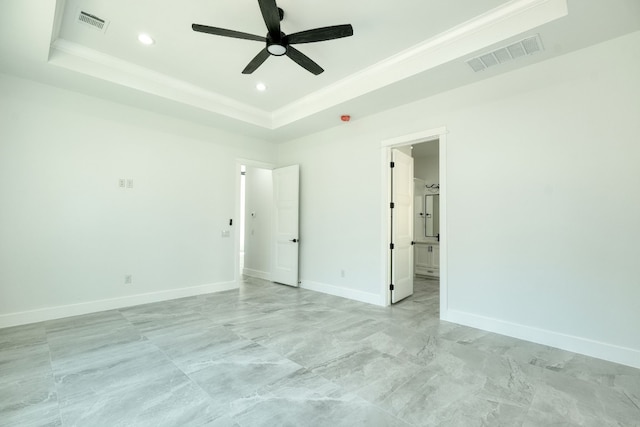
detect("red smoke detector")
[340,115,351,122]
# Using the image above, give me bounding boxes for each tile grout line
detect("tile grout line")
[43,322,64,426]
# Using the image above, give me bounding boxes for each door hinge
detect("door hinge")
[389,284,394,291]
[390,243,394,250]
[390,161,395,168]
[390,202,395,209]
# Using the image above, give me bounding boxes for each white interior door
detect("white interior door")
[391,149,414,303]
[414,179,425,242]
[272,165,300,286]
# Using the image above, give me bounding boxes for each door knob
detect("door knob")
[290,238,298,243]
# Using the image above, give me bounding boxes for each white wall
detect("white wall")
[243,166,273,279]
[0,74,274,326]
[276,121,385,304]
[414,153,439,184]
[277,31,640,367]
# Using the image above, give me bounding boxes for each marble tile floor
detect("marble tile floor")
[1,276,639,426]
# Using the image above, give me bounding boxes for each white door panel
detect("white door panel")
[391,149,414,303]
[272,165,300,286]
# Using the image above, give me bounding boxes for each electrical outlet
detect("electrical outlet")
[341,269,345,278]
[126,179,134,189]
[124,274,132,284]
[118,179,125,188]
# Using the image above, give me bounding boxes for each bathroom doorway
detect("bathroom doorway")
[381,127,447,317]
[411,140,441,315]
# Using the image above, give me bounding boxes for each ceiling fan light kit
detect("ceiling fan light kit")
[267,42,287,56]
[192,0,353,75]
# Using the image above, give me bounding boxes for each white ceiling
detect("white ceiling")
[1,0,639,141]
[412,141,439,159]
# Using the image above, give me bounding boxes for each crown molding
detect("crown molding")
[271,0,567,128]
[47,0,567,131]
[49,39,272,128]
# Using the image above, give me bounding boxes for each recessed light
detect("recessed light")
[138,33,154,45]
[256,82,267,92]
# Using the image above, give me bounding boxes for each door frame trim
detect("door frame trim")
[380,127,448,314]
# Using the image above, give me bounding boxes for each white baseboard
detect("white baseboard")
[443,309,640,370]
[242,268,271,281]
[301,280,384,306]
[0,281,239,329]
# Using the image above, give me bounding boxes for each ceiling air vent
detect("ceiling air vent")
[466,34,544,72]
[77,10,110,33]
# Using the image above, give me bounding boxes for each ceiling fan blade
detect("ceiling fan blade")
[192,24,265,42]
[258,0,281,39]
[286,46,324,75]
[286,24,354,44]
[242,49,271,74]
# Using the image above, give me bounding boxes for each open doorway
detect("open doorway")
[236,161,274,282]
[239,165,246,274]
[235,160,301,287]
[381,127,447,317]
[411,140,441,314]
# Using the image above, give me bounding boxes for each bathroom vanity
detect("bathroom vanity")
[415,242,440,277]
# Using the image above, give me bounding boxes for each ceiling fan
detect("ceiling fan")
[192,0,353,75]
